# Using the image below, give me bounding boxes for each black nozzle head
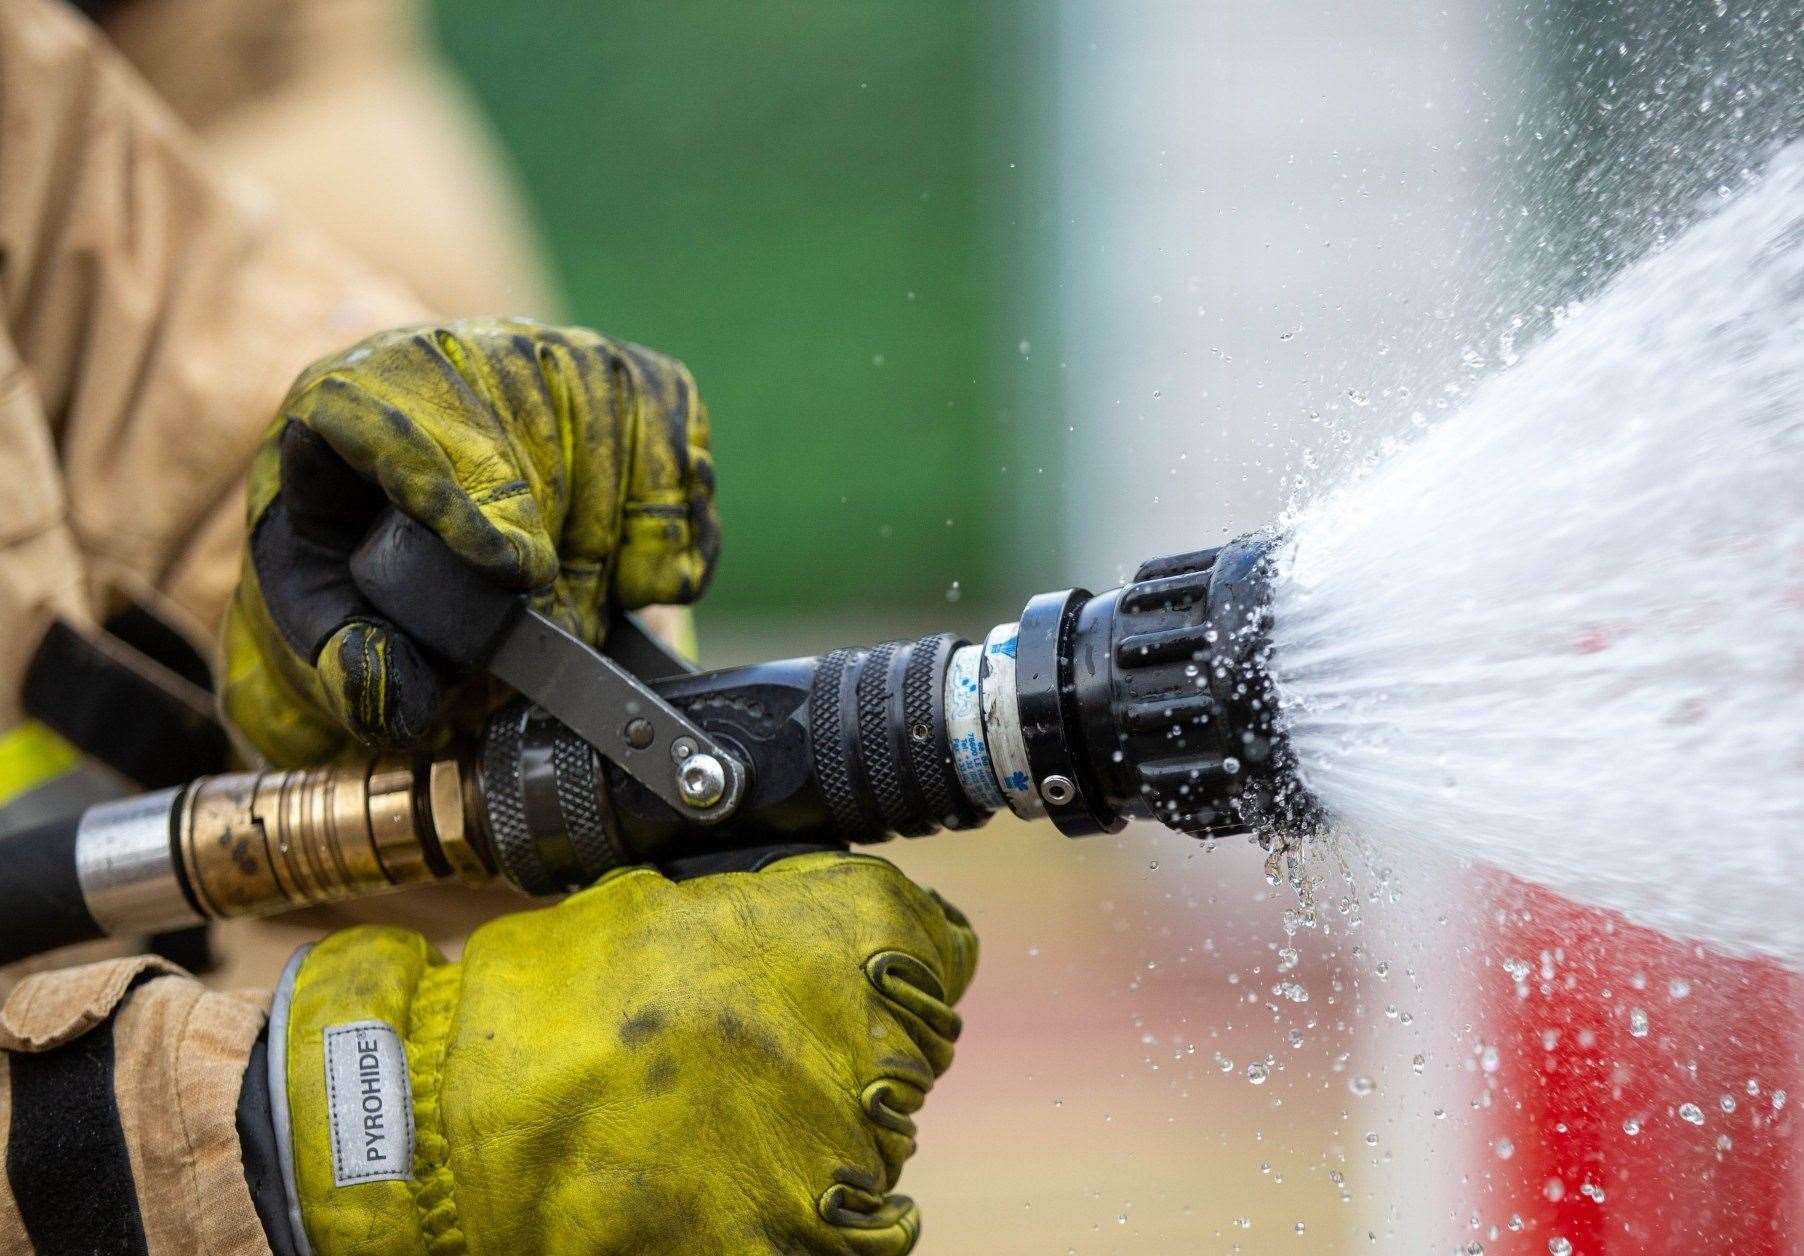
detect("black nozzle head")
[1197,533,1318,836]
[1068,530,1320,841]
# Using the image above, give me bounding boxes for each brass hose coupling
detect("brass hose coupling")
[175,756,495,921]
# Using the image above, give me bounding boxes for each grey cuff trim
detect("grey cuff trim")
[269,944,315,1256]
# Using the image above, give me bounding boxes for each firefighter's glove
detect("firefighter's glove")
[275,851,978,1255]
[223,319,720,767]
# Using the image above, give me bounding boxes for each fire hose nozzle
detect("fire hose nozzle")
[0,528,1317,963]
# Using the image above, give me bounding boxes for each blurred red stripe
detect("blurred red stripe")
[1479,872,1801,1255]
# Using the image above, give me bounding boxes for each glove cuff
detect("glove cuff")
[281,927,463,1256]
[268,945,314,1256]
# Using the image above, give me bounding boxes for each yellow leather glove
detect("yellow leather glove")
[274,852,978,1255]
[223,319,720,767]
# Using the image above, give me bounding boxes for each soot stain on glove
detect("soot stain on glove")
[642,1055,679,1097]
[618,1005,665,1048]
[714,1009,784,1067]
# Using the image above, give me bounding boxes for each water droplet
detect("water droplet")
[1679,1102,1705,1125]
[1494,1137,1515,1160]
[1549,1238,1572,1256]
[1623,1116,1642,1136]
[1412,1053,1426,1074]
[1246,1062,1269,1085]
[1720,1094,1737,1113]
[1629,1007,1649,1037]
[1348,1075,1375,1096]
[1668,977,1692,1000]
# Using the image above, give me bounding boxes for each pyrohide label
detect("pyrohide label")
[323,1020,414,1185]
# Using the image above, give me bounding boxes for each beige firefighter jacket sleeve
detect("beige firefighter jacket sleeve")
[0,957,272,1254]
[0,0,428,739]
[0,6,431,1246]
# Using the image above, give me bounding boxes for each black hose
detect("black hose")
[0,815,101,966]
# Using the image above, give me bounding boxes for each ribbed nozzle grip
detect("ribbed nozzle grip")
[806,633,983,845]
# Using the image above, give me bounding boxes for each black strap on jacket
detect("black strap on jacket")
[6,1004,149,1255]
[21,614,229,791]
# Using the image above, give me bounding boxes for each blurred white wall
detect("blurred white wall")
[1050,0,1495,577]
[1046,1,1501,1246]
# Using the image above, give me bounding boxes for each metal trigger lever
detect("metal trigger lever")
[348,508,746,821]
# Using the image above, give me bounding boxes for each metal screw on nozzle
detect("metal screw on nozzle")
[677,754,727,808]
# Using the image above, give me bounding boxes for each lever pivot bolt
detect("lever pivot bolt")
[677,753,727,808]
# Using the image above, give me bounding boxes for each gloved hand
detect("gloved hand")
[223,319,720,767]
[275,852,977,1255]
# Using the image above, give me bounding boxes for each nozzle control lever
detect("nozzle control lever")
[348,509,745,822]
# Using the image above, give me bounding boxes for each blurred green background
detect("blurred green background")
[430,2,1059,629]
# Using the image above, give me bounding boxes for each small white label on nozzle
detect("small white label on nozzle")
[946,643,1005,812]
[982,622,1044,819]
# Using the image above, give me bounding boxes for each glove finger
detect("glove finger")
[221,596,350,767]
[749,851,980,1009]
[818,1176,923,1256]
[866,951,961,1076]
[313,619,447,751]
[248,427,389,665]
[925,889,980,1006]
[282,325,559,590]
[860,1077,926,1184]
[611,342,721,607]
[280,420,387,552]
